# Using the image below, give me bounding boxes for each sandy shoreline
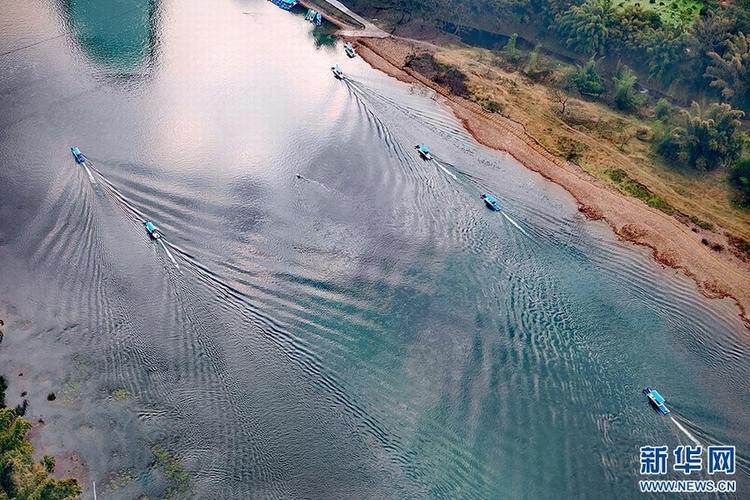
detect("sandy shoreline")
[339,35,750,331]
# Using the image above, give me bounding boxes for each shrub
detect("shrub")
[482,100,504,113]
[570,58,605,96]
[557,137,589,161]
[729,159,750,205]
[503,33,523,63]
[613,66,646,112]
[655,98,672,120]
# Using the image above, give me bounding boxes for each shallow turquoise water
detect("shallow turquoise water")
[0,0,748,498]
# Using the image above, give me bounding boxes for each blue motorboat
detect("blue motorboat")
[415,144,432,160]
[344,43,356,58]
[331,64,344,79]
[71,146,86,164]
[269,0,298,10]
[643,388,670,415]
[144,221,162,240]
[481,194,501,211]
[315,12,322,26]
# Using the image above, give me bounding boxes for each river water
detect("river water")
[0,0,748,498]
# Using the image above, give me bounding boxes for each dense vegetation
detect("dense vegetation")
[346,0,750,205]
[0,376,82,500]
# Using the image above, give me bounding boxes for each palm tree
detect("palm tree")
[556,0,615,56]
[706,32,750,112]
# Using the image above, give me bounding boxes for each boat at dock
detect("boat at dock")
[144,221,162,240]
[269,0,298,11]
[331,64,344,79]
[481,194,501,211]
[304,9,323,26]
[344,43,356,58]
[415,144,432,160]
[643,388,670,414]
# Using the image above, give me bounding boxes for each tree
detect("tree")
[556,0,614,56]
[525,43,541,72]
[655,98,672,121]
[656,102,745,171]
[569,58,605,96]
[551,88,571,116]
[706,32,750,112]
[642,27,687,86]
[503,33,523,63]
[729,159,750,205]
[687,14,734,88]
[612,66,646,112]
[1,406,82,499]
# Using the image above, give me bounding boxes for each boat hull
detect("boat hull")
[269,0,298,11]
[644,388,670,415]
[481,195,501,211]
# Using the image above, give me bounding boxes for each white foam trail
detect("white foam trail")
[159,239,179,269]
[82,162,96,184]
[502,212,529,236]
[670,417,701,447]
[433,160,457,180]
[93,481,97,500]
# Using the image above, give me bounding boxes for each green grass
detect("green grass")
[689,215,714,230]
[607,169,677,213]
[618,0,706,28]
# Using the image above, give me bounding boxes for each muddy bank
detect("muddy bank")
[349,35,750,331]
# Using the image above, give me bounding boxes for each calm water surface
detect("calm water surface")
[0,0,748,498]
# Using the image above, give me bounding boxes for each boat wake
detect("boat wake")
[670,416,702,447]
[77,161,416,485]
[158,238,179,269]
[432,159,458,180]
[502,212,529,236]
[82,162,97,184]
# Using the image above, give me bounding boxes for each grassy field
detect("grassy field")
[617,0,706,27]
[432,45,750,243]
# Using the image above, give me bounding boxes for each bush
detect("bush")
[503,33,523,63]
[557,137,589,161]
[729,159,750,205]
[482,100,504,113]
[655,98,672,120]
[613,66,646,112]
[570,58,605,96]
[689,216,714,230]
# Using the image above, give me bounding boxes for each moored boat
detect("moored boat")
[268,0,298,10]
[344,42,356,58]
[643,387,670,415]
[481,194,501,211]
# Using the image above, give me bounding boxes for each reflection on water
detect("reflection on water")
[60,0,159,77]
